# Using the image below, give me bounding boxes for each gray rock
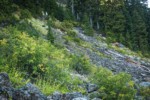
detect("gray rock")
[62,92,83,100]
[12,83,47,100]
[87,84,98,93]
[0,72,11,87]
[0,94,8,100]
[0,73,13,100]
[47,96,53,100]
[51,91,62,100]
[61,27,150,83]
[139,82,150,87]
[72,97,89,100]
[48,92,83,100]
[91,98,102,100]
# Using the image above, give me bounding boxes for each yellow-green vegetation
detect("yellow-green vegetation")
[0,65,29,88]
[90,67,136,100]
[63,30,82,44]
[52,19,74,32]
[71,55,93,75]
[0,24,84,95]
[78,41,92,49]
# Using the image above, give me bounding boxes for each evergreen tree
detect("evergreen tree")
[47,20,54,43]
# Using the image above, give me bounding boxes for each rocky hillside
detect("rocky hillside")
[0,18,150,100]
[52,26,150,83]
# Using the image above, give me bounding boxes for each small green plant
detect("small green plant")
[62,20,74,29]
[35,79,69,95]
[20,9,32,19]
[71,55,92,75]
[66,30,77,37]
[47,19,54,43]
[82,24,94,36]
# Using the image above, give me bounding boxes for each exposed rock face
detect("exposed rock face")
[0,73,47,100]
[12,83,47,100]
[47,92,87,100]
[139,82,150,87]
[0,72,11,87]
[72,97,88,100]
[86,83,98,93]
[91,98,102,100]
[0,73,13,100]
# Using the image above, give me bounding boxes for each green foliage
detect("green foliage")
[62,20,74,29]
[54,7,73,21]
[47,20,54,43]
[0,65,29,88]
[81,14,94,36]
[36,75,85,95]
[15,20,40,37]
[20,9,32,19]
[71,55,92,75]
[0,24,86,95]
[140,87,150,99]
[82,25,95,36]
[52,20,74,32]
[36,79,69,95]
[90,67,136,100]
[0,26,67,78]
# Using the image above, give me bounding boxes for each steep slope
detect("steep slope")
[0,18,150,100]
[50,22,150,83]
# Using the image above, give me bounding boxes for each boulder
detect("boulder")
[91,98,102,100]
[50,91,62,100]
[47,92,83,100]
[0,94,8,100]
[0,72,11,87]
[86,84,98,93]
[72,97,89,100]
[139,82,150,87]
[0,72,13,100]
[62,92,83,100]
[12,83,47,100]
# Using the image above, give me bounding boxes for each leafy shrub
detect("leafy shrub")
[0,65,29,88]
[90,67,136,100]
[71,55,92,75]
[0,26,67,78]
[20,9,32,19]
[66,30,76,37]
[16,20,40,37]
[82,24,94,36]
[62,20,74,29]
[47,20,54,43]
[63,30,82,44]
[140,86,150,99]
